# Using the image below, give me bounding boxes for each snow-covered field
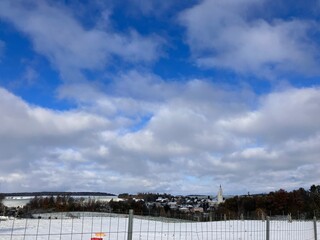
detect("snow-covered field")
[0,213,318,240]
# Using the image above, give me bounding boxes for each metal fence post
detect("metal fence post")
[266,216,270,240]
[127,209,134,240]
[314,216,318,240]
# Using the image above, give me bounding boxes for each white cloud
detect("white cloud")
[109,84,320,193]
[0,88,108,138]
[179,0,320,77]
[0,87,108,180]
[1,76,320,194]
[1,0,320,195]
[220,87,320,142]
[0,0,163,81]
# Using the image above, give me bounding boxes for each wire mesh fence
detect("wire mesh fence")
[0,211,319,240]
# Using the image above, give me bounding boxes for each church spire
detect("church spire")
[217,185,224,204]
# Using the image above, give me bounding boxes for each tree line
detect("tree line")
[218,185,320,219]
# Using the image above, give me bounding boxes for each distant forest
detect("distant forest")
[219,185,320,219]
[1,192,115,197]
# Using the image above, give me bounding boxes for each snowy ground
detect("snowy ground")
[0,213,318,240]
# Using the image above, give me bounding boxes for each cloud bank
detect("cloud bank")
[0,79,319,194]
[0,0,319,195]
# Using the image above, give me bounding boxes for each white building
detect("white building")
[208,185,225,207]
[217,185,224,204]
[2,194,123,208]
[2,196,33,208]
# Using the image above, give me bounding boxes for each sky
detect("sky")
[0,0,320,196]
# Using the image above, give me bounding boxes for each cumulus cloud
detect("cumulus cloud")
[0,0,163,81]
[98,83,320,194]
[0,87,109,190]
[1,73,320,194]
[0,88,108,138]
[220,87,320,142]
[179,0,320,77]
[1,0,319,196]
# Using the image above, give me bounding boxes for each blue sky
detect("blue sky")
[0,0,320,195]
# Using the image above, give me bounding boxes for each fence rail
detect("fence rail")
[0,211,319,240]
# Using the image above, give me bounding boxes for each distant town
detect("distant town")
[1,186,226,219]
[1,185,320,220]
